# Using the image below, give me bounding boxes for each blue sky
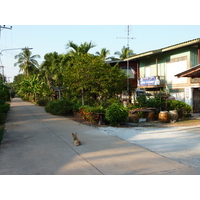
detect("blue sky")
[1,25,200,82]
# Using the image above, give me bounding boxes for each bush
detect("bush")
[0,103,10,126]
[0,104,10,113]
[79,105,105,123]
[101,97,121,108]
[73,103,82,112]
[0,100,5,105]
[105,103,128,126]
[135,94,166,110]
[167,100,192,114]
[45,100,73,115]
[37,98,49,106]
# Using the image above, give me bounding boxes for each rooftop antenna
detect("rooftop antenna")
[117,25,136,101]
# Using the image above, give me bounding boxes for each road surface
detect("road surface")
[1,98,200,175]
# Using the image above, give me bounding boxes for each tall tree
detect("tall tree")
[40,52,71,99]
[14,48,40,77]
[66,41,96,55]
[95,48,110,60]
[40,52,59,90]
[65,54,126,105]
[114,46,135,59]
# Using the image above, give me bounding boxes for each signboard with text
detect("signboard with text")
[139,76,160,86]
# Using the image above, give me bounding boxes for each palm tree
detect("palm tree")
[114,46,135,59]
[40,52,59,89]
[14,48,40,77]
[40,52,70,99]
[95,48,110,60]
[66,40,96,55]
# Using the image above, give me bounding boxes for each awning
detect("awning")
[175,64,200,78]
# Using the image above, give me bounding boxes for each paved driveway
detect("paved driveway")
[99,124,200,170]
[1,98,200,175]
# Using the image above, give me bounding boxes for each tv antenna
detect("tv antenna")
[117,25,136,97]
[117,25,136,49]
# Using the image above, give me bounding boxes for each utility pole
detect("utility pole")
[117,25,136,102]
[0,25,12,40]
[0,25,12,30]
[0,25,12,80]
[0,66,4,78]
[7,76,12,83]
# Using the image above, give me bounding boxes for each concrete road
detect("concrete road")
[99,124,200,170]
[1,98,200,175]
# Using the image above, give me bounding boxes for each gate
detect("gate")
[193,89,200,113]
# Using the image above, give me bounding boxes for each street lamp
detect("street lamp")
[0,47,33,55]
[0,47,33,80]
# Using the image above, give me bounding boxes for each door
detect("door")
[193,89,200,113]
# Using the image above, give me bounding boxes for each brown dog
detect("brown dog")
[72,133,81,146]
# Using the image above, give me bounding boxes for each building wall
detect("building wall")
[139,47,193,86]
[190,47,198,67]
[137,46,200,108]
[109,60,138,90]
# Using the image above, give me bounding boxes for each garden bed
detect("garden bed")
[68,112,200,128]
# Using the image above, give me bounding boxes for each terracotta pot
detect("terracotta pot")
[169,110,178,123]
[128,113,139,123]
[158,111,170,123]
[146,111,155,122]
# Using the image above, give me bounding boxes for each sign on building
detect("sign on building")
[139,76,160,86]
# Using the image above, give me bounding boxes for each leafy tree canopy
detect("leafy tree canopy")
[65,54,126,105]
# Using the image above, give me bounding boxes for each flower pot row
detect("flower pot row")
[158,110,179,123]
[128,110,181,123]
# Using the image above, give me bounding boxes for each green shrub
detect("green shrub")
[105,103,128,126]
[0,104,10,113]
[135,94,166,110]
[45,100,73,115]
[0,100,5,105]
[37,98,49,106]
[167,100,192,114]
[136,95,147,107]
[73,103,82,112]
[101,97,121,108]
[0,104,10,127]
[79,105,105,123]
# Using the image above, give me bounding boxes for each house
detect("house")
[175,64,200,113]
[106,60,138,102]
[125,38,200,112]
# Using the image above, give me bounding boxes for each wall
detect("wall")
[139,47,192,86]
[138,47,196,108]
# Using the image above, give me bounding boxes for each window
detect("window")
[145,66,150,77]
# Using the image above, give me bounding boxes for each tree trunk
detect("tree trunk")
[82,87,85,105]
[58,84,61,100]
